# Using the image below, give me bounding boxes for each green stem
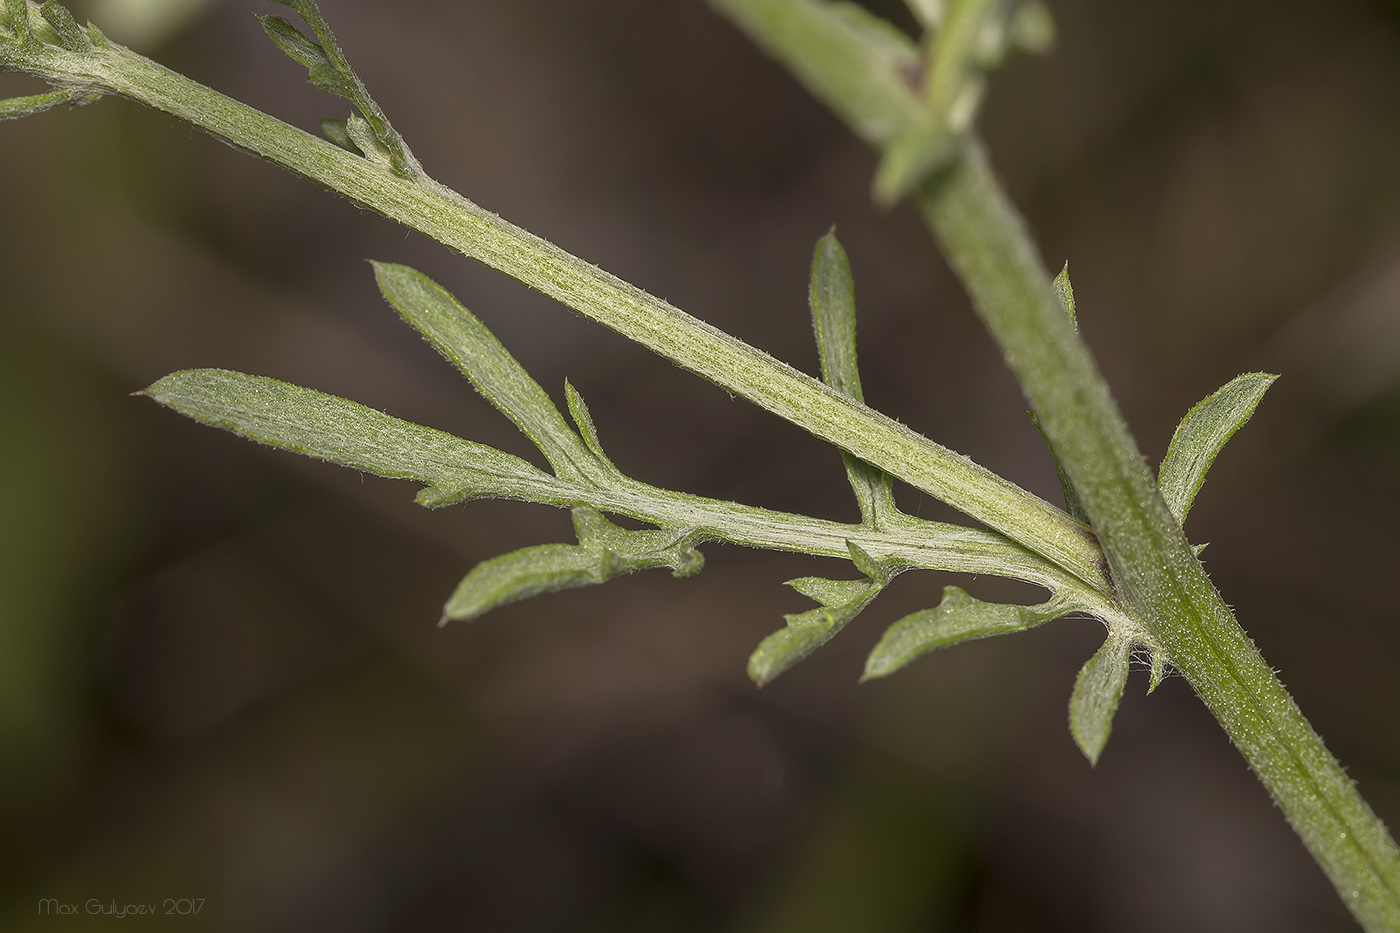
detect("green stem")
[0,35,1110,592]
[918,141,1400,931]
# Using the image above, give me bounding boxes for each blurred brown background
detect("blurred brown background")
[2,0,1399,929]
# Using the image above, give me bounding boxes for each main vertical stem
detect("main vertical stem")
[917,141,1400,930]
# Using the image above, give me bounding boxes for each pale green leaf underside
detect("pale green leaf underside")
[862,585,1069,680]
[141,369,573,507]
[1158,372,1276,525]
[1068,630,1133,765]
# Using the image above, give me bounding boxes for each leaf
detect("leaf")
[345,111,392,166]
[1158,372,1276,525]
[749,584,880,685]
[862,585,1067,680]
[140,369,578,508]
[39,2,87,51]
[710,0,925,147]
[788,575,871,606]
[443,506,704,622]
[372,262,606,485]
[1068,630,1133,765]
[5,0,28,42]
[319,117,358,153]
[1027,409,1088,525]
[256,14,354,99]
[1148,649,1168,694]
[1052,262,1076,329]
[563,380,619,472]
[259,0,421,177]
[0,87,80,120]
[809,233,897,527]
[748,540,895,685]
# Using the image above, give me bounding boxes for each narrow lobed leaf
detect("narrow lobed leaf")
[1148,649,1168,695]
[845,538,892,582]
[264,0,422,177]
[443,506,704,622]
[787,575,870,607]
[0,87,82,120]
[1052,262,1076,329]
[372,262,606,485]
[809,231,864,403]
[863,585,1068,680]
[39,2,87,51]
[563,380,620,474]
[5,0,27,41]
[84,19,107,49]
[748,577,883,686]
[141,369,577,507]
[443,542,601,623]
[256,14,353,99]
[1068,629,1133,765]
[345,111,392,166]
[1158,372,1276,525]
[809,232,898,527]
[748,537,898,685]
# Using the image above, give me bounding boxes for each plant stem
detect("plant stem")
[918,141,1400,930]
[0,36,1111,592]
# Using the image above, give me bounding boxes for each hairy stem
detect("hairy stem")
[0,34,1109,592]
[918,142,1400,930]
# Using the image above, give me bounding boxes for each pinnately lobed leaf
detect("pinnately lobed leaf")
[1068,630,1134,765]
[140,369,578,507]
[1158,372,1276,525]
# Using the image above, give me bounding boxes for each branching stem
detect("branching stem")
[0,33,1109,591]
[919,127,1400,933]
